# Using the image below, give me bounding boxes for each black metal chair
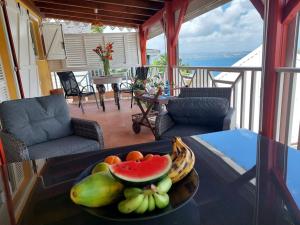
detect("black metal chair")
[57,71,99,113]
[120,67,149,108]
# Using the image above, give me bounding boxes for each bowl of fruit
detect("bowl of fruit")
[70,137,199,221]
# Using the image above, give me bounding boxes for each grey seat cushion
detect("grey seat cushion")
[0,95,73,146]
[28,135,100,160]
[167,97,229,129]
[161,125,218,140]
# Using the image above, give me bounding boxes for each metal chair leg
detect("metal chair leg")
[78,96,85,113]
[94,92,100,109]
[131,91,134,108]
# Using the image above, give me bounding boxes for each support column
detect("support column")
[165,1,176,91]
[139,27,147,66]
[261,0,288,138]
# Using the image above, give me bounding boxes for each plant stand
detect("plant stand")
[132,92,175,136]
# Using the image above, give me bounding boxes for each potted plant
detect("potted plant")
[93,42,114,76]
[146,74,165,95]
[132,79,146,96]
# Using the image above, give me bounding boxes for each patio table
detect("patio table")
[92,75,124,111]
[1,129,300,225]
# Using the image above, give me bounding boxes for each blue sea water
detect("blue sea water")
[180,52,249,67]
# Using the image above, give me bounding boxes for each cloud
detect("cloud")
[147,0,263,54]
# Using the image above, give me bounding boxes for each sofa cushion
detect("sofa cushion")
[0,95,73,146]
[161,125,218,140]
[166,97,229,128]
[28,135,100,160]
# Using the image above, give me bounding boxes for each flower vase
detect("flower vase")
[103,58,110,76]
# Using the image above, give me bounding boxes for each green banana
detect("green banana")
[118,194,144,214]
[135,195,149,214]
[148,194,155,212]
[153,193,169,209]
[157,177,172,194]
[124,187,143,199]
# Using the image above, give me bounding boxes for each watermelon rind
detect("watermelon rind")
[109,154,172,186]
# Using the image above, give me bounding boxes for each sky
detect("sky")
[147,0,263,55]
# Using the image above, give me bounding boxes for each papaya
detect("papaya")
[70,173,123,207]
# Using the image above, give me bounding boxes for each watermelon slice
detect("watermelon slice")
[109,154,172,186]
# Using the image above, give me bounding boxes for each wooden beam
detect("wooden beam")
[166,1,176,93]
[44,13,138,27]
[37,3,148,21]
[250,0,264,18]
[40,9,143,24]
[171,0,188,47]
[141,8,164,31]
[76,0,164,10]
[282,0,300,24]
[139,28,148,65]
[18,0,42,17]
[34,0,157,16]
[261,0,287,138]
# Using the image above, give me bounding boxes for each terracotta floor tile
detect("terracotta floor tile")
[69,99,155,149]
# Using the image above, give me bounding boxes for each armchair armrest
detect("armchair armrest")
[71,118,104,149]
[0,131,30,163]
[155,111,175,140]
[223,108,236,130]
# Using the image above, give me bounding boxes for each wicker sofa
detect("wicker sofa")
[0,94,104,162]
[155,88,236,140]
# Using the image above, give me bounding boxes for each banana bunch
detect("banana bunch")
[168,137,195,184]
[118,177,172,214]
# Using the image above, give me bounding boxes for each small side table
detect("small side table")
[132,93,176,136]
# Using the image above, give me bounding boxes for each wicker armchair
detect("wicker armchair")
[155,88,236,140]
[0,95,104,163]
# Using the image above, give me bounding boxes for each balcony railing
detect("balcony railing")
[50,65,300,149]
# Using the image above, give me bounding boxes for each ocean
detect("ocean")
[180,52,249,67]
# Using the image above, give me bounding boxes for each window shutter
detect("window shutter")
[0,59,9,102]
[65,34,87,67]
[63,33,139,68]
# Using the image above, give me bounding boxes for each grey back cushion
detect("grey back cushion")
[0,95,73,146]
[167,97,229,128]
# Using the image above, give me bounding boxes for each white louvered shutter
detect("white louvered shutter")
[65,34,87,67]
[0,59,9,102]
[63,33,139,68]
[104,35,126,67]
[126,33,140,66]
[85,34,103,66]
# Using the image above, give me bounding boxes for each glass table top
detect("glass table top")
[1,129,300,225]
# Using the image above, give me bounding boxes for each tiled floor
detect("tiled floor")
[69,99,155,149]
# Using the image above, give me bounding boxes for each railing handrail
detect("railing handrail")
[173,65,262,71]
[276,67,300,73]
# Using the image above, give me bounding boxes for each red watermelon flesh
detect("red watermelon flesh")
[109,154,172,185]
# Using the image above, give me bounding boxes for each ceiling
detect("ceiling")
[33,0,165,27]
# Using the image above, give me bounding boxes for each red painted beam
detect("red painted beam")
[141,8,164,31]
[139,28,148,65]
[282,0,300,24]
[261,0,287,138]
[250,0,264,18]
[166,1,176,91]
[172,0,188,47]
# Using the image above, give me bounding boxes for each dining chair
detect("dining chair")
[57,71,99,113]
[120,67,149,108]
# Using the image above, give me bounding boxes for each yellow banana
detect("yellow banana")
[168,137,195,184]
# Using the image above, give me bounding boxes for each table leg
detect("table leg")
[136,99,156,136]
[112,83,120,110]
[96,84,106,112]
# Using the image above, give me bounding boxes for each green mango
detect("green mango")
[70,173,123,207]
